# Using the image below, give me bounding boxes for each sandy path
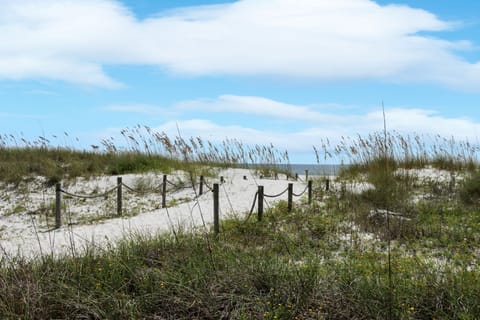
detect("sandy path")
[0,168,309,261]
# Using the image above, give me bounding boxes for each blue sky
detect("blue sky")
[1,0,479,163]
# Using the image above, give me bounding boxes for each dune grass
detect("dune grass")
[1,130,480,318]
[0,127,290,186]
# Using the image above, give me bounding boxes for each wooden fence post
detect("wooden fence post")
[55,183,62,229]
[162,174,167,208]
[305,169,309,182]
[117,177,122,215]
[308,180,313,205]
[220,176,224,184]
[213,183,219,237]
[258,185,264,221]
[199,175,204,196]
[288,183,293,212]
[325,178,330,191]
[295,173,298,181]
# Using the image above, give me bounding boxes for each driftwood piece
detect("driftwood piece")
[369,209,412,222]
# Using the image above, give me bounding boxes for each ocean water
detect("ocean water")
[288,164,346,176]
[242,164,346,176]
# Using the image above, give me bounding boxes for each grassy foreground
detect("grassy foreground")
[1,185,480,319]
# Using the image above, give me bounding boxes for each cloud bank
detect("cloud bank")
[1,0,479,89]
[105,95,480,153]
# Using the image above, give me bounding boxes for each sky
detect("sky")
[0,0,480,163]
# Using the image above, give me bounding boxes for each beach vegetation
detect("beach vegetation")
[0,129,480,318]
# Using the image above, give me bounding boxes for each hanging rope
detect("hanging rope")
[264,187,289,198]
[292,184,309,197]
[203,180,213,191]
[222,183,236,215]
[167,179,193,190]
[60,186,118,199]
[166,179,178,187]
[121,182,155,195]
[243,191,259,223]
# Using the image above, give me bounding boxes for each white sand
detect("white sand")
[0,168,309,261]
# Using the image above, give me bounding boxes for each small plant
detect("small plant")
[166,197,191,208]
[9,205,26,216]
[459,171,480,205]
[133,176,157,192]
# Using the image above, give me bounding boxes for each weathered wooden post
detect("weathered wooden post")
[199,175,204,196]
[305,170,309,182]
[258,185,264,221]
[288,183,293,212]
[213,183,219,237]
[162,174,167,208]
[220,176,224,184]
[325,178,330,191]
[308,180,313,205]
[295,173,299,181]
[55,183,62,229]
[117,177,122,215]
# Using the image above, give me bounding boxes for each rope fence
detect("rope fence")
[292,184,309,197]
[203,180,214,192]
[166,179,194,190]
[243,191,259,223]
[264,187,289,198]
[121,182,153,195]
[60,186,118,199]
[52,173,318,236]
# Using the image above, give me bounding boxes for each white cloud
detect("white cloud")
[174,95,345,122]
[146,111,479,157]
[153,119,317,152]
[172,95,480,139]
[0,0,479,89]
[366,108,479,139]
[144,96,480,151]
[102,94,480,143]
